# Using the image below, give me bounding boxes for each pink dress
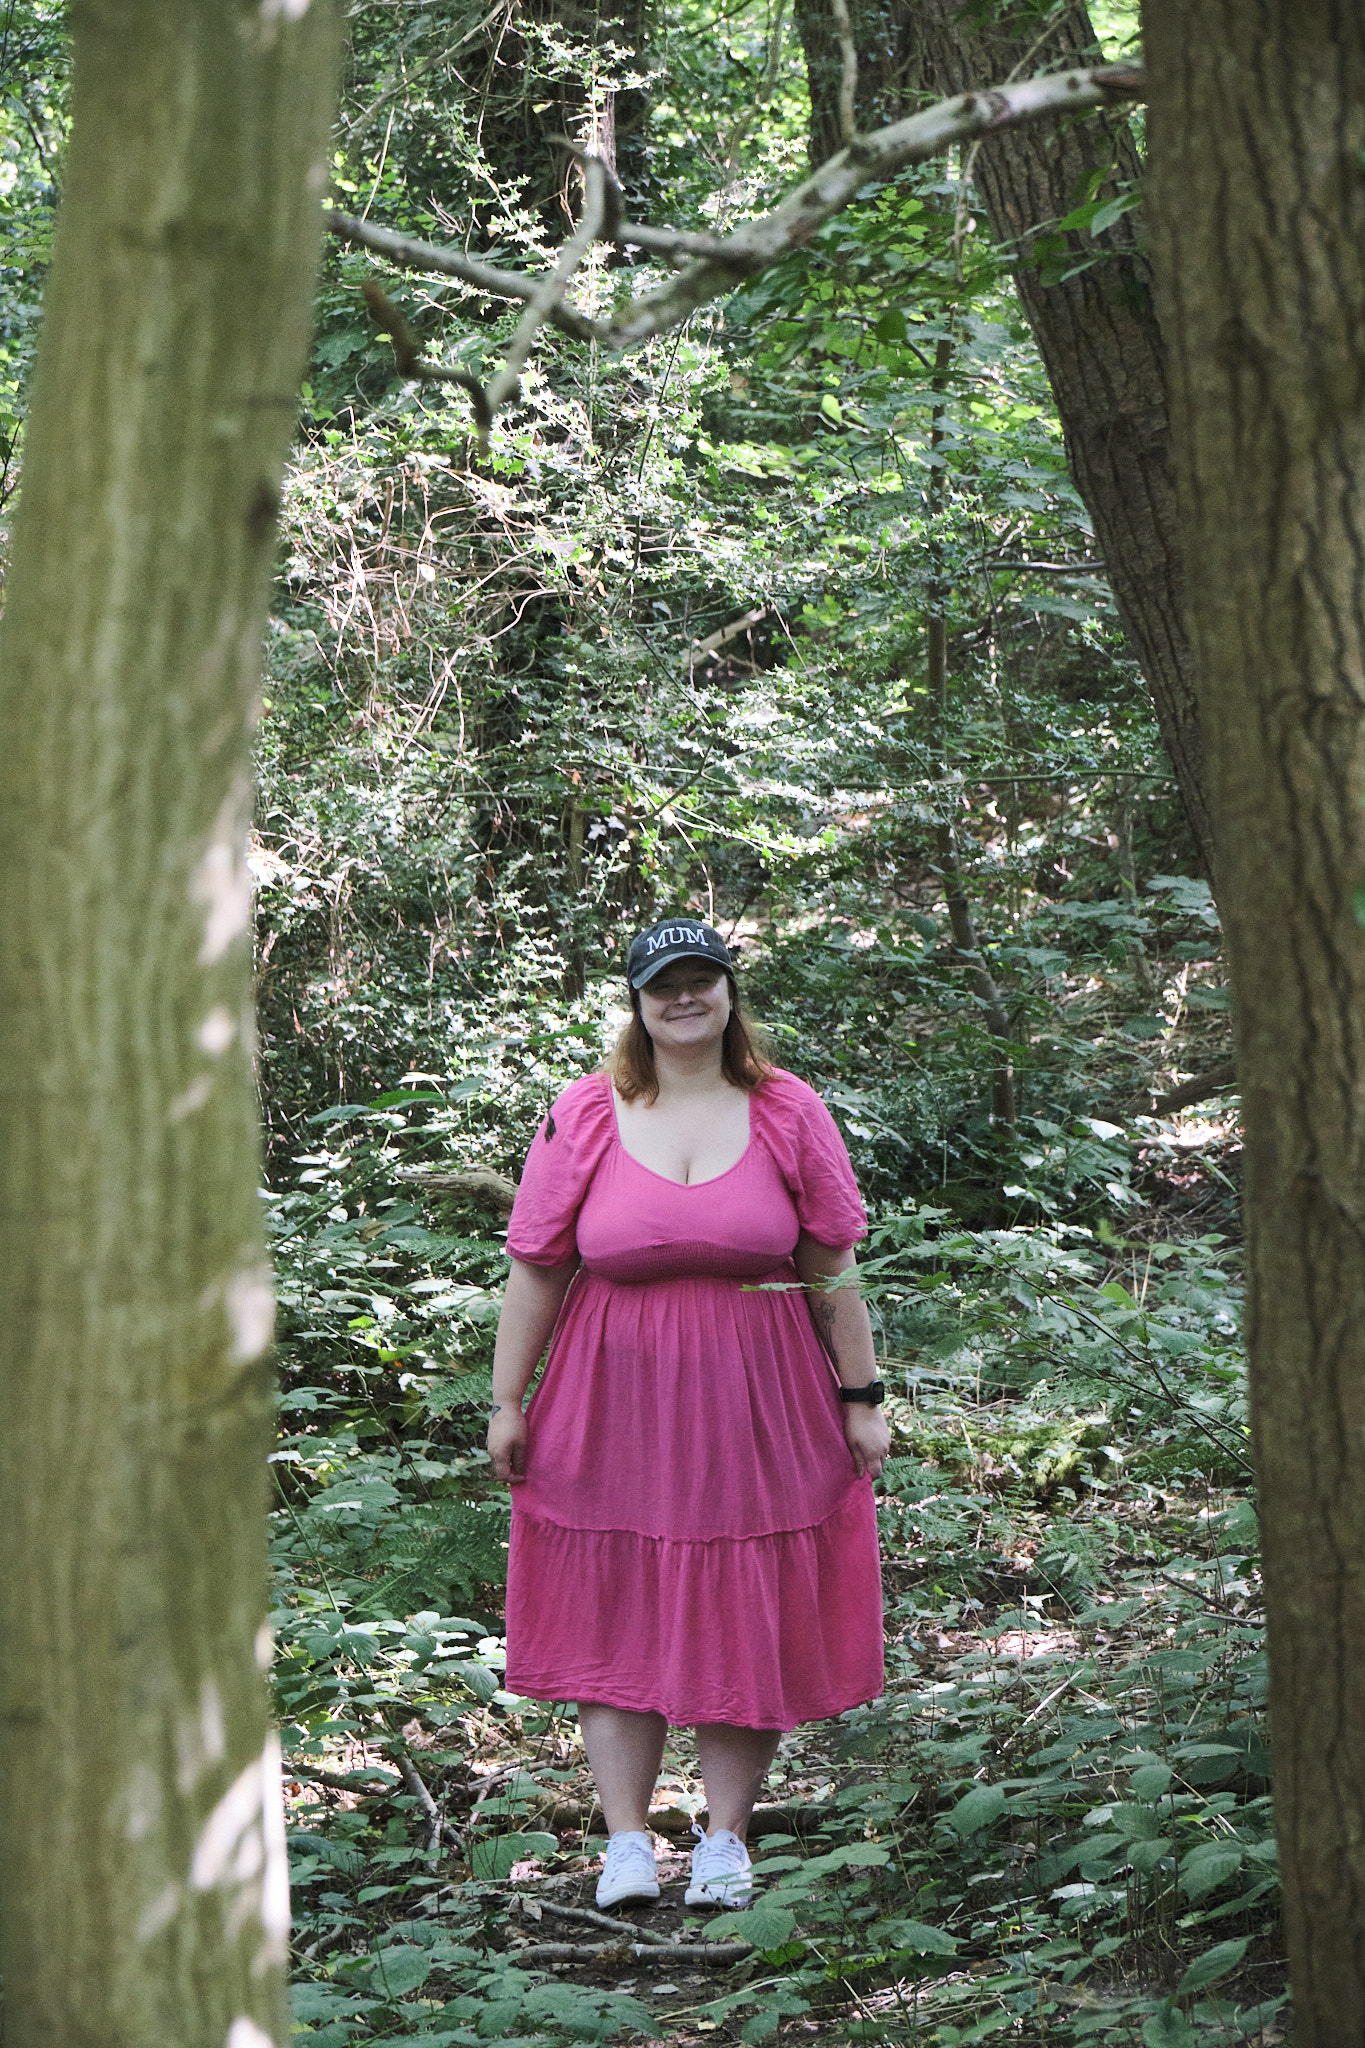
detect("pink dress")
[502,1068,884,1730]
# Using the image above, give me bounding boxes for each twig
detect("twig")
[830,0,859,145]
[358,278,495,437]
[1041,1289,1253,1476]
[483,155,609,422]
[399,1754,444,1859]
[995,1673,1081,1754]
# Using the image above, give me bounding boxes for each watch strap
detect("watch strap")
[839,1379,885,1406]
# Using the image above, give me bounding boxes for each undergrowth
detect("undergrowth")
[274,1098,1274,2048]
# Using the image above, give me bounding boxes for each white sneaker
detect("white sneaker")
[684,1824,753,1908]
[595,1830,660,1908]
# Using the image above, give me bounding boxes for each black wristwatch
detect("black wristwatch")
[839,1380,885,1406]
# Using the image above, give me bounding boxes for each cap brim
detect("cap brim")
[630,948,730,989]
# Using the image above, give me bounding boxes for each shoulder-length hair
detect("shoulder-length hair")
[609,973,774,1105]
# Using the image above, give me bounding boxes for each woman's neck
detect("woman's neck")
[649,1041,728,1099]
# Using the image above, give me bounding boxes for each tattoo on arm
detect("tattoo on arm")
[809,1287,839,1361]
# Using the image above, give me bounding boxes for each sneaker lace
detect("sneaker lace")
[691,1824,748,1877]
[607,1833,654,1875]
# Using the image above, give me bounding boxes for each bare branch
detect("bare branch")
[394,1165,518,1215]
[324,63,1145,401]
[324,209,604,342]
[611,220,739,262]
[597,65,1144,352]
[830,0,859,146]
[359,277,495,433]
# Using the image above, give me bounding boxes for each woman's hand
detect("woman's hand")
[842,1402,891,1481]
[488,1403,529,1484]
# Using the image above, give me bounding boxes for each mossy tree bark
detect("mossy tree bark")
[0,4,340,2044]
[794,0,1214,879]
[1142,4,1365,2036]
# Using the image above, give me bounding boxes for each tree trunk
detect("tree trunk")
[1142,5,1365,2038]
[794,0,1215,881]
[0,5,340,2043]
[461,0,653,237]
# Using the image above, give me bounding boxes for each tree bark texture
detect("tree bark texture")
[794,0,1215,879]
[1143,4,1365,2037]
[0,4,340,2044]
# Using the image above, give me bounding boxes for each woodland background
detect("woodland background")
[0,3,1275,2044]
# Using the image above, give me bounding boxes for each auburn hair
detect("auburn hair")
[610,972,774,1104]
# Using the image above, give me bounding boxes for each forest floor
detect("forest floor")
[284,1138,1283,2048]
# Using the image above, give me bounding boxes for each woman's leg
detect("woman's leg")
[696,1723,782,1840]
[579,1703,668,1835]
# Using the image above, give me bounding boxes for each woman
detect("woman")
[488,918,889,1912]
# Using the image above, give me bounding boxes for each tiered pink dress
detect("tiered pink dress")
[502,1068,884,1730]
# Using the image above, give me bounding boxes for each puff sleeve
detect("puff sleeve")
[751,1070,868,1249]
[504,1073,615,1267]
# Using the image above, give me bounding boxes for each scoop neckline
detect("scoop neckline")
[605,1074,754,1189]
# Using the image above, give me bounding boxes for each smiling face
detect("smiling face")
[636,960,732,1054]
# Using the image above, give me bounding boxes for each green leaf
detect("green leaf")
[820,392,843,423]
[1176,1936,1249,1995]
[370,1943,435,1996]
[946,1783,1005,1835]
[1108,1802,1164,1843]
[1178,1842,1244,1899]
[1130,1763,1173,1799]
[469,1831,558,1878]
[1142,2004,1198,2048]
[1125,1836,1173,1874]
[741,2011,782,2041]
[1089,190,1141,236]
[454,1660,500,1701]
[885,1919,958,1955]
[707,1905,796,1948]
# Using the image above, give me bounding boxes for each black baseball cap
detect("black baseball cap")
[627,918,733,990]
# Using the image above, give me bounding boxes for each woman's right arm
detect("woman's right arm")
[487,1256,578,1482]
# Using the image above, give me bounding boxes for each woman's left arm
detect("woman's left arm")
[794,1235,891,1481]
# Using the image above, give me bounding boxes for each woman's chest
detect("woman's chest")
[574,1140,800,1274]
[612,1087,751,1185]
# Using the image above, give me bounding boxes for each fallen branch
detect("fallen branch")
[326,62,1144,401]
[397,1166,519,1217]
[533,1899,680,1946]
[1140,1060,1239,1117]
[505,1939,752,1966]
[288,1763,402,1795]
[399,1753,444,1859]
[530,1798,831,1838]
[690,606,769,661]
